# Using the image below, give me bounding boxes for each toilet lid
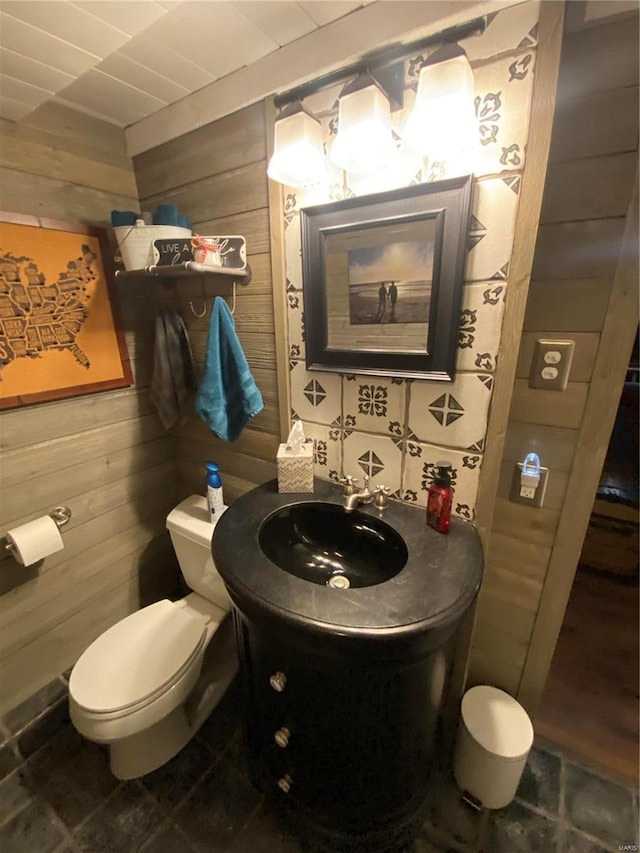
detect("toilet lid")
[70,600,207,714]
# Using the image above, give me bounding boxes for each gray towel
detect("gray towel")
[151,309,197,430]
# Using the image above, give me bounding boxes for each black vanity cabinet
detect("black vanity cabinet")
[234,609,457,847]
[212,479,484,849]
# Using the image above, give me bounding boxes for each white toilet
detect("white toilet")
[68,495,238,780]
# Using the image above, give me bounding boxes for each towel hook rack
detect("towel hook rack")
[188,297,208,318]
[188,280,238,318]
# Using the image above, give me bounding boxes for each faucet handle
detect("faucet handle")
[373,484,390,509]
[340,474,359,496]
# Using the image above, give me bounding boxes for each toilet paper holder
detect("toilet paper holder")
[1,506,72,561]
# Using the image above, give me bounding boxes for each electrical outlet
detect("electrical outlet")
[529,339,575,390]
[509,462,549,507]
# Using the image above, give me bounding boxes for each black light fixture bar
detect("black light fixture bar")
[273,16,486,111]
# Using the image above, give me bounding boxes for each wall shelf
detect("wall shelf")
[115,261,252,286]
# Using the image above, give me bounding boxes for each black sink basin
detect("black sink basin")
[258,502,408,588]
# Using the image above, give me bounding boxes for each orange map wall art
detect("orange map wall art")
[0,215,132,409]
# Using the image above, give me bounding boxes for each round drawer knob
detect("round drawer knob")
[274,727,290,748]
[269,671,287,692]
[277,774,292,794]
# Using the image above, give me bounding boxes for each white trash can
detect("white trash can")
[453,685,533,809]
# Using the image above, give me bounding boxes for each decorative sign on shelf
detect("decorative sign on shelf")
[151,235,247,270]
[152,238,194,266]
[0,213,133,409]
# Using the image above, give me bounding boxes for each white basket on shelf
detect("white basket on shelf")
[114,221,192,271]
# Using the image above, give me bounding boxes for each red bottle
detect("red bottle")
[426,462,453,533]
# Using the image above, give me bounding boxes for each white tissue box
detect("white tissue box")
[277,441,314,493]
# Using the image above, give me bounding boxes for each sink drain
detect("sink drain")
[327,574,350,589]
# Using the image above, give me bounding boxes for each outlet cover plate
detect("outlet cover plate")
[509,462,549,507]
[529,339,575,390]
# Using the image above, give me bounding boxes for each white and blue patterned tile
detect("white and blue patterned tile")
[466,177,519,282]
[301,421,342,484]
[403,51,426,89]
[283,189,300,219]
[342,430,403,496]
[290,362,341,426]
[342,375,407,437]
[402,444,482,521]
[407,374,493,452]
[461,2,540,62]
[457,282,507,373]
[287,291,305,361]
[321,116,351,203]
[284,211,303,290]
[473,51,536,177]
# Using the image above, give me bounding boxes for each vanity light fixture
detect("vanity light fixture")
[267,101,326,189]
[268,17,485,188]
[403,43,476,165]
[330,74,396,175]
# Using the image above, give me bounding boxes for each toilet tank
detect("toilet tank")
[166,495,232,611]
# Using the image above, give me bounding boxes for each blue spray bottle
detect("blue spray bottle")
[204,462,224,522]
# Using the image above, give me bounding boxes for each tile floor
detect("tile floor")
[0,676,638,853]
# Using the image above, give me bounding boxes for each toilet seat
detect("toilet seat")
[70,600,207,717]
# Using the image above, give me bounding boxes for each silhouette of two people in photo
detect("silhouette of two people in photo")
[375,281,398,323]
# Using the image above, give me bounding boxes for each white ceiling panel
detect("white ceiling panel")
[57,67,167,124]
[71,0,170,37]
[0,93,34,120]
[52,93,125,125]
[144,1,278,79]
[119,34,215,92]
[230,1,317,46]
[298,1,363,27]
[179,1,279,72]
[98,52,190,103]
[139,13,223,77]
[0,12,99,76]
[0,48,75,92]
[1,1,131,57]
[0,75,52,105]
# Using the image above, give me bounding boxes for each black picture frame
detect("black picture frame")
[300,175,473,381]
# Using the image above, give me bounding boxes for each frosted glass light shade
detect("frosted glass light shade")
[331,78,395,174]
[268,105,326,189]
[403,45,476,162]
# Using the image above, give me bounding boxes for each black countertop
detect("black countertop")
[212,478,483,641]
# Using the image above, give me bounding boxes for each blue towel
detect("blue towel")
[195,297,263,442]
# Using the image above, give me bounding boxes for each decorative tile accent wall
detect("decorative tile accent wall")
[281,2,540,522]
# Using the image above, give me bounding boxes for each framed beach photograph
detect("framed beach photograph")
[300,176,472,380]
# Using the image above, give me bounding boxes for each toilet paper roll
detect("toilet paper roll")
[6,516,64,566]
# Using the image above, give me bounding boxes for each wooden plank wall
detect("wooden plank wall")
[468,10,639,697]
[0,104,182,714]
[134,102,280,506]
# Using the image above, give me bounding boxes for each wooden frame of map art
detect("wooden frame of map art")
[0,213,133,409]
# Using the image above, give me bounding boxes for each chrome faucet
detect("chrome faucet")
[343,475,373,511]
